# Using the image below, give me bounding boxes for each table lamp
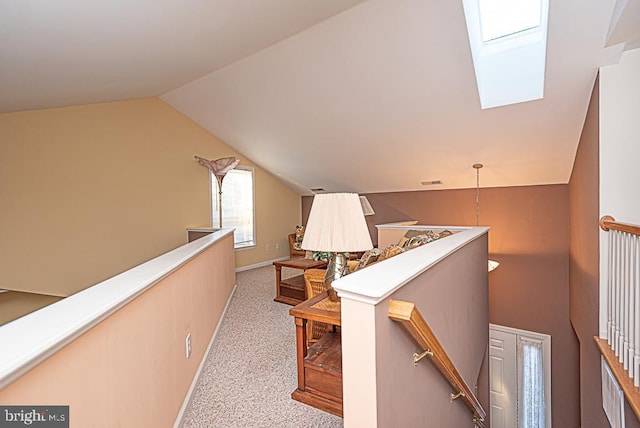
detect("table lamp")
[302,193,373,301]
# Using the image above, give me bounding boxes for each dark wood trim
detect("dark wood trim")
[600,215,640,236]
[295,317,307,391]
[274,258,328,305]
[292,388,343,417]
[594,336,640,421]
[388,299,486,428]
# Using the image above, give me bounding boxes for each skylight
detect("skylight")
[479,0,542,42]
[463,0,549,109]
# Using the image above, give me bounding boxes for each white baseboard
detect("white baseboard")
[235,256,289,273]
[173,283,238,428]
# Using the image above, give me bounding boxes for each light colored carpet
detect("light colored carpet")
[181,265,344,428]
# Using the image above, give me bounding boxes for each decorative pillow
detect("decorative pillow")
[397,236,410,248]
[293,225,305,250]
[399,229,454,249]
[354,248,382,271]
[377,245,404,262]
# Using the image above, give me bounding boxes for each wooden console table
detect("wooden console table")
[273,258,327,305]
[289,292,342,417]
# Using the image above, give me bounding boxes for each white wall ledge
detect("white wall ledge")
[0,228,234,389]
[333,226,489,305]
[186,226,220,233]
[374,220,419,230]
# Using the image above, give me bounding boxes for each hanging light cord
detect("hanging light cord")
[473,163,499,271]
[473,163,483,227]
[476,168,480,226]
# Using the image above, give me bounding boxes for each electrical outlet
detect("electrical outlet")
[275,242,280,250]
[185,333,191,359]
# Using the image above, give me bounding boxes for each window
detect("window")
[462,0,549,109]
[517,336,546,428]
[211,166,255,249]
[478,0,542,43]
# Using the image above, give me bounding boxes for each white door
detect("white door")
[489,328,518,428]
[490,324,552,428]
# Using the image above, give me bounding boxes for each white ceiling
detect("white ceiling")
[2,0,640,194]
[0,0,365,113]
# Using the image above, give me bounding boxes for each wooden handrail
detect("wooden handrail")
[600,215,640,236]
[388,300,486,428]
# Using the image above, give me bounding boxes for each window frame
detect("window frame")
[210,165,256,250]
[462,0,549,109]
[477,0,542,44]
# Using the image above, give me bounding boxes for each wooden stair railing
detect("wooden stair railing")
[597,215,640,420]
[388,300,486,428]
[600,215,640,236]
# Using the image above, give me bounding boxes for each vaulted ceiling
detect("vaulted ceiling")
[2,0,639,194]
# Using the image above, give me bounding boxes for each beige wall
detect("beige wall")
[0,234,236,427]
[0,98,300,297]
[0,292,62,326]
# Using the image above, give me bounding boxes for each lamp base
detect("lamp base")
[324,252,349,302]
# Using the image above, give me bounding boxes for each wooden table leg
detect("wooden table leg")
[294,317,308,391]
[274,264,282,301]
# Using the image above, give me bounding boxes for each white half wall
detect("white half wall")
[598,48,640,336]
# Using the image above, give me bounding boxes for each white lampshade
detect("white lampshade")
[359,196,375,216]
[302,193,373,252]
